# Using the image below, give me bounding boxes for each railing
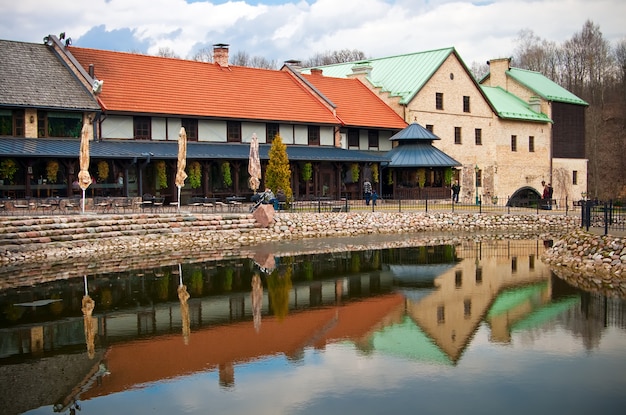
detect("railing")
[580,199,625,235]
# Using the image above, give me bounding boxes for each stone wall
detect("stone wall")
[0,211,578,264]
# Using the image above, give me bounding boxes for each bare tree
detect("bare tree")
[469,61,489,81]
[190,47,213,63]
[230,50,276,69]
[512,29,561,80]
[302,49,367,67]
[155,47,180,59]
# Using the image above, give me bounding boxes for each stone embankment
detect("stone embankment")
[0,211,578,266]
[542,229,626,297]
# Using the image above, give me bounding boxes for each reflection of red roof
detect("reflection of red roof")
[69,47,338,125]
[304,72,407,129]
[83,294,404,398]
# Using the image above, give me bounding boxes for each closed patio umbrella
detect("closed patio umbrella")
[175,127,188,211]
[248,133,261,193]
[77,123,91,213]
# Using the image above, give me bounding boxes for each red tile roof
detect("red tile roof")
[68,47,340,125]
[303,71,407,129]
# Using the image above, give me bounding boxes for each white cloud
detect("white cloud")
[0,0,623,65]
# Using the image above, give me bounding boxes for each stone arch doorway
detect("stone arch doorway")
[507,186,541,207]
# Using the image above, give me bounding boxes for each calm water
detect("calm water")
[1,237,626,415]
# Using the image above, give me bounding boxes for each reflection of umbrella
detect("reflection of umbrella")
[77,123,91,213]
[251,273,263,332]
[177,264,190,345]
[81,276,96,359]
[175,127,188,211]
[248,133,261,192]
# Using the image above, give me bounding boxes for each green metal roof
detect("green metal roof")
[481,86,553,123]
[511,297,580,332]
[507,68,588,106]
[370,316,453,365]
[302,47,455,105]
[487,282,547,319]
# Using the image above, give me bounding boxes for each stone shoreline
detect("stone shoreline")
[1,211,578,264]
[2,211,625,297]
[542,229,626,297]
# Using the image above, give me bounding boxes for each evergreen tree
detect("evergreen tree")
[265,135,292,199]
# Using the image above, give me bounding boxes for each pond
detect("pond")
[1,236,625,415]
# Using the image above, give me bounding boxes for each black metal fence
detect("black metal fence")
[580,200,626,235]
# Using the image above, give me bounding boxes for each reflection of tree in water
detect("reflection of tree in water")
[155,269,171,300]
[267,259,293,321]
[189,268,204,296]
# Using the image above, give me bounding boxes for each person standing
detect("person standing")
[451,180,461,203]
[363,179,372,205]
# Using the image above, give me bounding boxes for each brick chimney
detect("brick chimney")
[213,43,229,67]
[348,61,372,79]
[487,57,511,89]
[310,68,323,76]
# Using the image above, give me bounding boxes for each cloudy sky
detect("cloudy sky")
[1,0,624,67]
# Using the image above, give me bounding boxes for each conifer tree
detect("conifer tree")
[265,135,292,199]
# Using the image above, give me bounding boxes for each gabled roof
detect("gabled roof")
[0,137,389,163]
[481,86,553,123]
[506,68,588,106]
[302,47,456,105]
[302,72,407,130]
[0,39,100,111]
[387,143,461,167]
[68,47,341,125]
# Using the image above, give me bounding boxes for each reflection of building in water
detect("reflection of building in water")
[404,240,557,362]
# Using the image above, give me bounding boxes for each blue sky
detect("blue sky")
[1,0,623,67]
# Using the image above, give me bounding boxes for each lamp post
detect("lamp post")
[474,165,480,205]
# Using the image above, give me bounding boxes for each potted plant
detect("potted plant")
[46,160,59,183]
[97,161,109,182]
[156,161,168,188]
[417,168,426,188]
[0,159,18,184]
[371,164,379,183]
[221,162,232,187]
[301,162,312,182]
[188,161,202,189]
[351,163,359,182]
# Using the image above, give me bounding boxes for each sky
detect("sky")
[1,0,624,67]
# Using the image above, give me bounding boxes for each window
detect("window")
[266,123,279,144]
[475,128,482,145]
[307,125,320,146]
[368,130,379,149]
[455,270,462,288]
[133,116,151,140]
[347,129,359,148]
[227,121,241,142]
[573,170,578,185]
[511,135,517,152]
[464,299,472,318]
[425,124,434,133]
[529,136,535,152]
[476,169,482,187]
[435,92,444,110]
[475,267,483,284]
[0,109,24,137]
[437,305,445,324]
[463,96,470,113]
[38,111,82,138]
[511,257,518,273]
[181,118,198,141]
[454,127,462,144]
